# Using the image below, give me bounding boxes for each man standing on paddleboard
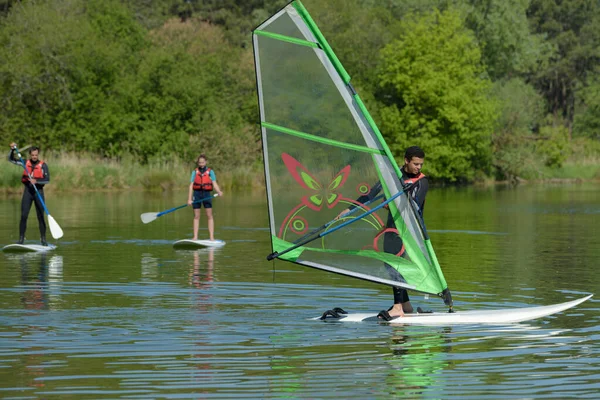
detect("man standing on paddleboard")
[8,143,51,246]
[336,146,429,318]
[187,154,223,241]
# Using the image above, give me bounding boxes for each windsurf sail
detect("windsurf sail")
[253,0,452,307]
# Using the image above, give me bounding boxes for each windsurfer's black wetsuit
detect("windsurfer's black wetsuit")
[353,168,428,305]
[8,149,50,243]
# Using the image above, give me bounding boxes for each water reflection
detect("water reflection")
[11,253,64,392]
[386,327,451,397]
[189,248,214,289]
[13,253,63,312]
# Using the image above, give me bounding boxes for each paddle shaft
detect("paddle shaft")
[157,194,219,217]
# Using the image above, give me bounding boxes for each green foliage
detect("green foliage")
[462,0,549,80]
[0,0,259,168]
[527,0,600,129]
[535,122,570,168]
[492,78,546,179]
[0,0,599,185]
[574,76,600,140]
[377,9,497,181]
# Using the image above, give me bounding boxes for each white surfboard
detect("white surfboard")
[173,239,226,249]
[2,243,57,253]
[315,294,593,325]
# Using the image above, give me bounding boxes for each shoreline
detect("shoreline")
[2,177,598,195]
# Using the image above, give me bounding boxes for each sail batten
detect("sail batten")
[262,122,385,154]
[254,30,318,48]
[254,0,451,303]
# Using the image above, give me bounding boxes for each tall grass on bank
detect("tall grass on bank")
[0,152,265,193]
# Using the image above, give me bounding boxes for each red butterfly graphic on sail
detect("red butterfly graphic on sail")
[281,153,351,211]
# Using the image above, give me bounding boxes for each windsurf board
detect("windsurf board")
[315,295,592,325]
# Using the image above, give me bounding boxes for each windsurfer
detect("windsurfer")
[8,143,51,246]
[336,146,429,317]
[187,154,223,241]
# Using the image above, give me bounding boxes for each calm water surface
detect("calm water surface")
[1,184,599,399]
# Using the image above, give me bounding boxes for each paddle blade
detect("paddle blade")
[141,212,159,224]
[47,215,63,239]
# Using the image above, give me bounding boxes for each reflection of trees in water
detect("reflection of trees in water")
[385,326,451,397]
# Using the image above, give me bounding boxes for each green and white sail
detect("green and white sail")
[253,0,452,305]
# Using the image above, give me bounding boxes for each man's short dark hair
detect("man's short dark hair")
[404,146,425,160]
[29,146,40,153]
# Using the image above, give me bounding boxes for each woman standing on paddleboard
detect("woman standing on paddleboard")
[8,143,50,246]
[187,154,223,241]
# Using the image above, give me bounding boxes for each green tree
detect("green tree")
[377,9,497,181]
[527,0,600,135]
[491,78,546,179]
[574,76,600,140]
[463,0,548,80]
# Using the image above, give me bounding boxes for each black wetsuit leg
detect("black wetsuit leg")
[20,186,46,238]
[383,229,410,304]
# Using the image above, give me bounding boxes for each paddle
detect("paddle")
[140,193,220,224]
[15,147,64,240]
[267,188,407,261]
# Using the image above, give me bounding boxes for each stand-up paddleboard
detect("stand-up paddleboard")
[173,239,226,249]
[315,295,592,325]
[2,243,57,253]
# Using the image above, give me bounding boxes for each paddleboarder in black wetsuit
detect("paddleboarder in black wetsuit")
[8,143,51,246]
[337,146,429,318]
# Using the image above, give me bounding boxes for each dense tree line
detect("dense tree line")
[0,0,598,180]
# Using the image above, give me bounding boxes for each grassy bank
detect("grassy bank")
[1,145,598,193]
[0,152,265,193]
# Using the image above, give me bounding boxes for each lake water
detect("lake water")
[1,183,599,399]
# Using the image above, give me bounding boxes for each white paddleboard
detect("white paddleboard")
[2,243,57,253]
[173,239,226,249]
[314,295,592,325]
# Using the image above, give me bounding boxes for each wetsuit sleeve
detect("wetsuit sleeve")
[36,163,50,185]
[7,149,21,166]
[412,177,428,216]
[210,170,216,182]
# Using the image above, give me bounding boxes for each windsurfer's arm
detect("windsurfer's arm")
[412,177,429,215]
[335,181,383,219]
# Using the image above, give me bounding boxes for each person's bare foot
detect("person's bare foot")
[388,304,405,318]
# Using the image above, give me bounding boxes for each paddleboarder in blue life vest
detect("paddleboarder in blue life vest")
[8,143,51,246]
[187,154,223,241]
[336,146,429,318]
